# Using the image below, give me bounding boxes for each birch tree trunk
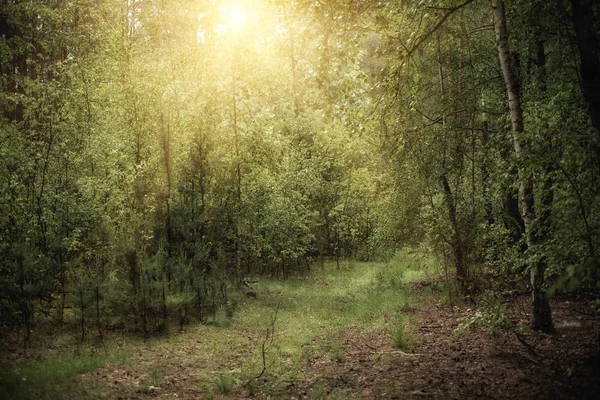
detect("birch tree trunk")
[492,0,553,333]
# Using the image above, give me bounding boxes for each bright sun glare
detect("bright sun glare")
[212,2,262,38]
[225,4,248,29]
[229,6,248,26]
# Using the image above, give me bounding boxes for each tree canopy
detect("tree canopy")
[1,0,599,342]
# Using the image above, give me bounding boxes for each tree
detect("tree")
[493,0,554,332]
[570,0,600,151]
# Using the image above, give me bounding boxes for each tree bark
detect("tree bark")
[571,0,600,152]
[502,178,525,245]
[566,2,600,347]
[492,0,553,333]
[440,175,467,291]
[480,121,494,226]
[436,38,467,292]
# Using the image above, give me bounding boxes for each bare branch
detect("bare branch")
[407,0,477,58]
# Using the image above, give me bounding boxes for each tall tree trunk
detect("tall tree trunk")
[95,284,103,343]
[533,40,557,334]
[480,121,494,226]
[161,112,172,245]
[440,175,467,291]
[492,0,553,333]
[565,1,600,349]
[436,37,468,292]
[232,60,242,273]
[503,183,525,245]
[570,0,600,153]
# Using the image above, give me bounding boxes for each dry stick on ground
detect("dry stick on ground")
[244,301,281,387]
[370,350,420,356]
[372,350,421,363]
[348,339,376,351]
[512,329,541,363]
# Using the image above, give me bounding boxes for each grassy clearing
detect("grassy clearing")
[0,249,437,399]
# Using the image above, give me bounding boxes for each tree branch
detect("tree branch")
[407,0,477,58]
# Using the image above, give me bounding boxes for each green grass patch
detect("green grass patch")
[137,364,166,393]
[310,381,326,399]
[0,345,131,400]
[215,373,235,394]
[328,343,345,363]
[231,254,434,395]
[1,251,436,399]
[310,382,327,400]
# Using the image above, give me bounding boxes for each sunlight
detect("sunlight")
[219,3,249,32]
[228,5,247,28]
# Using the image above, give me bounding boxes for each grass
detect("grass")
[390,316,416,351]
[328,343,345,363]
[1,249,436,399]
[137,365,165,393]
[0,344,131,400]
[311,381,326,399]
[215,373,235,394]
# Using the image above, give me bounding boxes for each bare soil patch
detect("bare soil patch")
[291,294,600,399]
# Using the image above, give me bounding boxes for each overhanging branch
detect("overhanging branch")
[407,0,477,58]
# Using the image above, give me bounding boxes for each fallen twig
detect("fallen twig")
[512,329,541,361]
[419,325,443,330]
[244,301,280,387]
[370,350,420,356]
[348,339,376,351]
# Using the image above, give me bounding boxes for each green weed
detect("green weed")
[311,382,326,399]
[137,383,152,394]
[329,343,345,363]
[138,365,165,392]
[215,373,235,394]
[390,318,415,351]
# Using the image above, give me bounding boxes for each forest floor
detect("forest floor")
[1,255,599,399]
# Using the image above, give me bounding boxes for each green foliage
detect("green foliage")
[455,293,513,336]
[1,0,599,366]
[328,343,345,363]
[376,248,437,288]
[0,0,381,340]
[551,257,600,294]
[365,0,600,305]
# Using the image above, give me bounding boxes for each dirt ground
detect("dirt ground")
[288,291,600,399]
[85,292,599,399]
[9,283,598,399]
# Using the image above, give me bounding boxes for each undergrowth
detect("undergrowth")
[0,249,436,399]
[0,345,131,400]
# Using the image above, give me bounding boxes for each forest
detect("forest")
[0,0,599,398]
